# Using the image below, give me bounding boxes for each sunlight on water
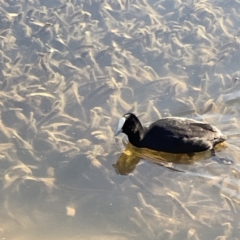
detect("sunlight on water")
[0,0,239,239]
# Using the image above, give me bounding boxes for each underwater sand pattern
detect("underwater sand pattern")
[0,0,240,239]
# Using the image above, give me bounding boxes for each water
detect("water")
[0,0,240,239]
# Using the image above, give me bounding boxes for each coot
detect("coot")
[115,113,227,154]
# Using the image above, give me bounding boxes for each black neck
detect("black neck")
[127,122,144,147]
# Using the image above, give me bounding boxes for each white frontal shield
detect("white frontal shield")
[115,117,126,136]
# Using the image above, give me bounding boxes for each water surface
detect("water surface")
[0,0,240,239]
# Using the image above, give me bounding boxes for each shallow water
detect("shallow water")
[0,0,240,239]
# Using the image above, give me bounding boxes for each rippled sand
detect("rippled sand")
[0,0,240,239]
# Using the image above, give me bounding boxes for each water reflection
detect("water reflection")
[114,142,228,175]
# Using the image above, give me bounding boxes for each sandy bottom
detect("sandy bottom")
[0,0,240,239]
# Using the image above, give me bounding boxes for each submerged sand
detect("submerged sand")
[0,0,240,239]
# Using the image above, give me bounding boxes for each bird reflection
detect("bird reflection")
[113,142,227,175]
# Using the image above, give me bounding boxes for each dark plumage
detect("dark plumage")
[115,113,227,154]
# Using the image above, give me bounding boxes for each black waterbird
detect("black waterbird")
[115,113,231,164]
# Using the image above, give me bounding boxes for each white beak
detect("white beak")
[115,117,126,136]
